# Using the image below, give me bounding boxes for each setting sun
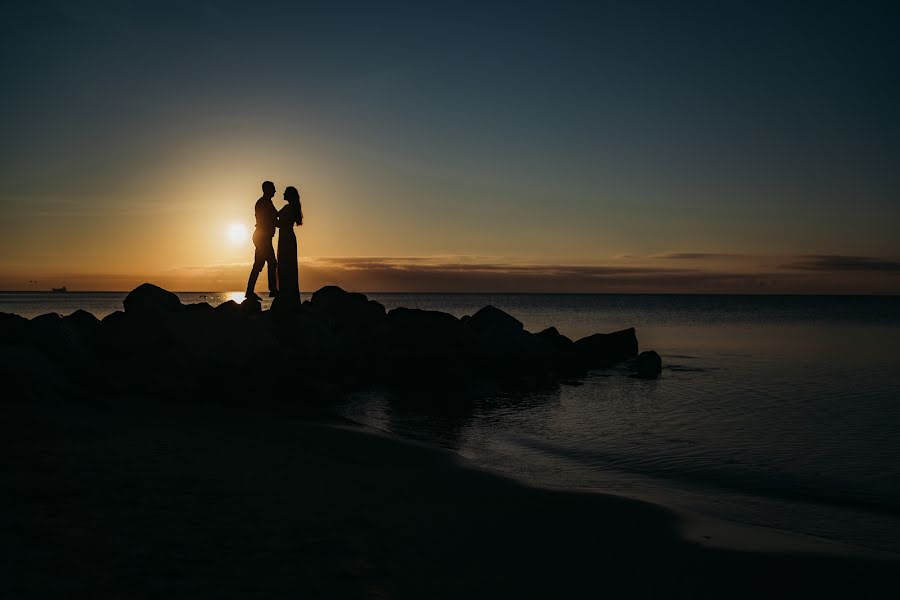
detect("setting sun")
[226,223,249,245]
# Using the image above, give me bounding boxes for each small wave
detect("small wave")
[505,435,900,518]
[665,365,708,372]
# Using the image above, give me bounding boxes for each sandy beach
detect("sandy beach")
[3,393,896,599]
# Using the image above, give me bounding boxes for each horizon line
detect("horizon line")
[2,289,900,298]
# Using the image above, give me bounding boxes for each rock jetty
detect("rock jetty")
[2,283,660,401]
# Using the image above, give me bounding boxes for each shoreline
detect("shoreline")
[3,395,896,598]
[337,409,894,561]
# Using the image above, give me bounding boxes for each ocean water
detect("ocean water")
[351,294,900,555]
[3,292,900,553]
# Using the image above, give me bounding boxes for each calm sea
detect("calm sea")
[4,291,900,554]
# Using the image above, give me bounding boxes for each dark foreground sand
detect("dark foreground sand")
[2,396,896,599]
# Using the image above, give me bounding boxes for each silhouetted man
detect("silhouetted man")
[245,181,278,300]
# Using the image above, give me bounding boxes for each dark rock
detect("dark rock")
[215,300,242,315]
[634,350,662,379]
[572,328,638,369]
[462,306,555,381]
[101,310,126,326]
[535,326,573,352]
[466,305,523,338]
[166,307,282,374]
[123,283,183,319]
[309,286,386,330]
[385,307,471,361]
[0,343,71,400]
[185,302,214,312]
[96,299,281,392]
[96,310,169,359]
[96,311,132,357]
[66,308,99,325]
[281,309,341,363]
[240,297,262,315]
[60,309,102,358]
[531,326,576,375]
[64,310,100,341]
[465,306,526,352]
[310,285,358,305]
[26,313,63,351]
[27,312,97,372]
[30,312,62,326]
[0,312,29,344]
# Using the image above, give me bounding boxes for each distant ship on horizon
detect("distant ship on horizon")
[51,286,67,293]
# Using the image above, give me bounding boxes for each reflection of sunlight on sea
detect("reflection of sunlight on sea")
[209,290,276,310]
[173,291,286,311]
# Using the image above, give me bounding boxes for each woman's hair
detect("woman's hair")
[284,186,303,226]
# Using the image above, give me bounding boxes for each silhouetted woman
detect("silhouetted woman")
[276,186,303,303]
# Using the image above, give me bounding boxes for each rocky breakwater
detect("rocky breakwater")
[1,283,662,401]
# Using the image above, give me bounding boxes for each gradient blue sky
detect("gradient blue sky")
[2,1,899,292]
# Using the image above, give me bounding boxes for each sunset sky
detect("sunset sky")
[1,1,899,293]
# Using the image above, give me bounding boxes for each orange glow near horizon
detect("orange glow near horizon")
[0,146,898,295]
[2,253,898,295]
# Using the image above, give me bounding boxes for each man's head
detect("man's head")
[262,181,276,199]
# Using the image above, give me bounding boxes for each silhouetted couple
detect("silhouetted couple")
[245,181,304,304]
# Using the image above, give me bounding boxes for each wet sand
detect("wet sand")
[2,396,896,598]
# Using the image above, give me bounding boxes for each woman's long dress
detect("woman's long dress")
[276,204,300,301]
